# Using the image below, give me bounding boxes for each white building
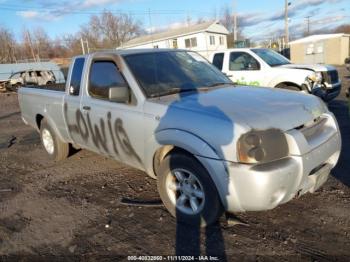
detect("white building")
[120,21,229,59]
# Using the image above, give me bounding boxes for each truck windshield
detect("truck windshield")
[252,48,291,67]
[123,51,232,98]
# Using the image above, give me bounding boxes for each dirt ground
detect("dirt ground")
[0,68,349,261]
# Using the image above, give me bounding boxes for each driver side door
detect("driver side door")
[80,58,144,169]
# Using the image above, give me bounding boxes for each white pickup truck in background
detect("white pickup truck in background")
[211,48,341,101]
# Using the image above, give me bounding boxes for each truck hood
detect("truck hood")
[156,86,326,132]
[278,63,336,72]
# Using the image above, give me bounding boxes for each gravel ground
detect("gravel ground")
[0,68,349,261]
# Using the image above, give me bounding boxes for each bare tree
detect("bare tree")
[196,17,207,24]
[0,11,145,63]
[219,5,245,46]
[220,5,234,33]
[80,15,101,49]
[32,27,51,59]
[61,34,82,57]
[80,11,143,49]
[333,24,350,34]
[0,27,17,63]
[19,27,66,61]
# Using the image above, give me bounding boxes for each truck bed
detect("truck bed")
[18,86,69,141]
[24,83,66,92]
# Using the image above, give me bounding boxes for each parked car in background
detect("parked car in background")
[211,48,341,102]
[18,49,341,226]
[0,61,65,93]
[7,70,56,89]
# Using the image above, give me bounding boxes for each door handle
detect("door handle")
[82,106,91,111]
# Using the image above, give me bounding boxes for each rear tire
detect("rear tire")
[157,153,223,227]
[40,119,69,161]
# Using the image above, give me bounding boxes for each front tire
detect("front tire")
[157,153,223,227]
[40,119,69,161]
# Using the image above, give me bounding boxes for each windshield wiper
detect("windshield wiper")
[150,88,197,98]
[271,62,290,67]
[206,82,231,88]
[150,83,231,98]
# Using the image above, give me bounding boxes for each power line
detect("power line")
[0,4,209,16]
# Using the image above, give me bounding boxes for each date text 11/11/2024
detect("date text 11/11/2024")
[127,255,219,261]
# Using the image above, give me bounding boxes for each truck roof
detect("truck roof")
[212,48,266,53]
[78,48,189,59]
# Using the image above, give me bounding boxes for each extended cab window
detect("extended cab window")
[89,61,127,100]
[70,58,85,96]
[229,52,260,71]
[212,53,224,70]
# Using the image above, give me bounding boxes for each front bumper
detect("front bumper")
[201,113,341,213]
[225,134,340,212]
[312,83,341,102]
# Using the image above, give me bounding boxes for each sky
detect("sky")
[0,0,349,42]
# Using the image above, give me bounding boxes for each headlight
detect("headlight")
[307,72,322,84]
[315,72,323,83]
[237,129,289,164]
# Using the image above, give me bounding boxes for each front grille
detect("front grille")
[309,163,327,176]
[322,70,339,84]
[299,117,327,141]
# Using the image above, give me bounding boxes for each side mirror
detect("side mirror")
[69,85,79,96]
[109,86,130,103]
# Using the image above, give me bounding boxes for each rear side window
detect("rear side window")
[212,53,224,70]
[89,61,127,100]
[70,58,85,96]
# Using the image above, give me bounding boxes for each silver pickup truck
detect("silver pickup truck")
[18,49,341,226]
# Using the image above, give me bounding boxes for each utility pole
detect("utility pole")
[186,11,191,27]
[148,9,154,46]
[80,38,85,55]
[233,0,238,42]
[284,0,291,46]
[233,14,237,41]
[26,30,37,62]
[80,38,90,55]
[305,16,311,36]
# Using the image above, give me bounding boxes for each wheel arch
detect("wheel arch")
[145,129,230,210]
[267,71,307,90]
[153,145,193,177]
[35,113,66,143]
[145,129,219,177]
[275,81,302,89]
[36,114,44,130]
